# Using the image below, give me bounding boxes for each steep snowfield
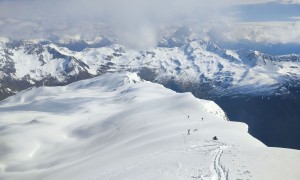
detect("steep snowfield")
[0,72,299,180]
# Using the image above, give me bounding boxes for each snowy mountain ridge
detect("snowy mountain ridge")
[1,37,300,100]
[1,72,300,180]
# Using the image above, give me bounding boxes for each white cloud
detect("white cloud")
[234,0,276,4]
[236,0,300,4]
[209,21,300,44]
[279,0,300,4]
[290,16,300,20]
[0,0,299,47]
[0,0,236,48]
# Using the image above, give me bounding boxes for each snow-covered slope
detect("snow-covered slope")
[1,72,299,180]
[1,38,300,100]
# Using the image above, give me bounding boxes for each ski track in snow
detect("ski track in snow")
[184,140,231,180]
[210,145,230,180]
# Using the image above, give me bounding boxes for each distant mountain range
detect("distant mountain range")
[1,35,300,100]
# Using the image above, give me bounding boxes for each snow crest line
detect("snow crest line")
[211,145,230,180]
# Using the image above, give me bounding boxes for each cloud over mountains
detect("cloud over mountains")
[0,0,299,48]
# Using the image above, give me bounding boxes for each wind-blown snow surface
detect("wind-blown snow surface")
[0,72,300,180]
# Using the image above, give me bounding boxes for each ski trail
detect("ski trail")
[210,145,230,180]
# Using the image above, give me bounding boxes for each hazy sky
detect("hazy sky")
[0,0,299,48]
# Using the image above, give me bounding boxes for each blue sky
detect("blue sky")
[237,2,300,22]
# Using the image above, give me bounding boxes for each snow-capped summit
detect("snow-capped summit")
[1,72,299,180]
